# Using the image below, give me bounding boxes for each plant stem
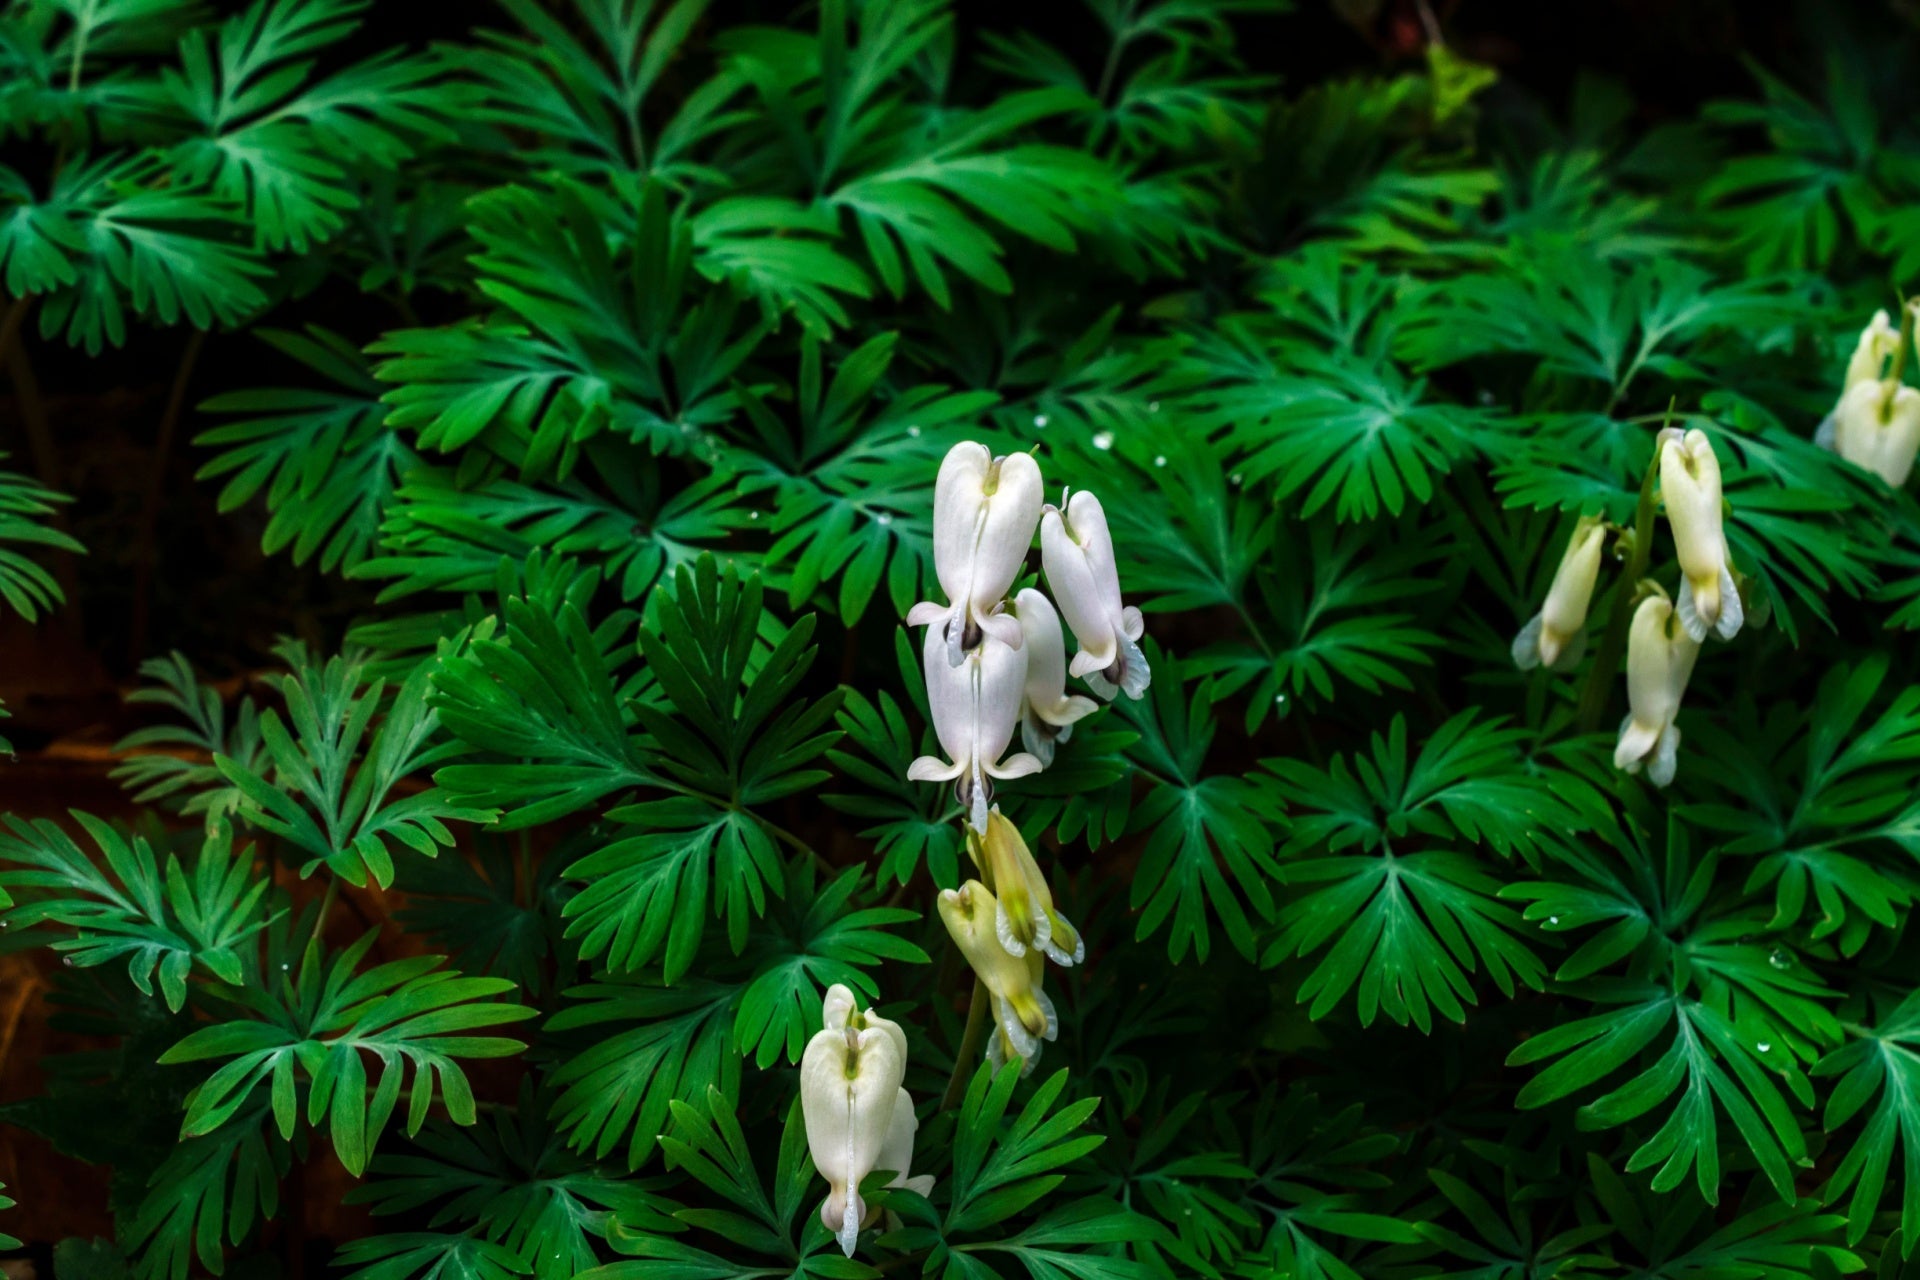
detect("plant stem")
[306,876,339,954]
[939,976,989,1112]
[1881,298,1917,419]
[127,325,208,665]
[1574,443,1664,734]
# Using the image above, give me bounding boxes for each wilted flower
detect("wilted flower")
[907,625,1041,833]
[937,880,1059,1075]
[1659,428,1743,643]
[800,984,909,1257]
[1039,490,1149,700]
[970,806,1084,966]
[1613,591,1702,788]
[1513,514,1608,671]
[907,442,1044,666]
[1013,588,1097,765]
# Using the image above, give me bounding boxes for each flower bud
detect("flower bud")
[969,807,1083,966]
[801,984,909,1257]
[1613,592,1701,788]
[937,881,1058,1075]
[1513,514,1607,671]
[1040,490,1149,700]
[907,625,1042,833]
[906,442,1043,665]
[1013,588,1097,765]
[1659,428,1742,643]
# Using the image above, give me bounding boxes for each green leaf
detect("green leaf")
[0,812,275,1010]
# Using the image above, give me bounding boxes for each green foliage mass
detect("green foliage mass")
[6,1,1920,1278]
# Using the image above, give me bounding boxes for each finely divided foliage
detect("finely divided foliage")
[4,1,1920,1278]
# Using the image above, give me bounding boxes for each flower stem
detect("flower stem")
[940,976,989,1111]
[1881,297,1917,420]
[1575,437,1664,734]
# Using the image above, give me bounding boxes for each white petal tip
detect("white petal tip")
[1715,565,1744,640]
[1511,613,1544,671]
[838,1199,861,1258]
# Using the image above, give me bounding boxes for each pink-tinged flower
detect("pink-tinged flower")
[1039,490,1149,700]
[907,623,1041,833]
[906,442,1044,666]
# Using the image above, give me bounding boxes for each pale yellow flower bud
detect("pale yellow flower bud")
[1613,592,1701,788]
[1513,514,1607,671]
[937,880,1058,1074]
[1659,428,1742,643]
[969,807,1084,966]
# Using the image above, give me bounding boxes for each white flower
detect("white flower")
[970,805,1084,966]
[937,880,1058,1076]
[906,442,1044,666]
[1828,376,1920,488]
[907,624,1041,833]
[1513,514,1608,671]
[1039,490,1149,700]
[1013,588,1097,765]
[1659,428,1743,643]
[800,984,909,1257]
[1613,592,1702,788]
[875,1089,935,1205]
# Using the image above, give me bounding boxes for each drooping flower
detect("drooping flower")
[800,984,909,1257]
[1013,588,1097,765]
[1039,489,1149,700]
[1512,514,1608,671]
[907,624,1041,833]
[969,806,1083,966]
[875,1089,935,1205]
[906,442,1044,666]
[1613,591,1702,788]
[937,880,1058,1075]
[1659,428,1743,643]
[1828,373,1920,488]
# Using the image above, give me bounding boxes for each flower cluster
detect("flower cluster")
[938,808,1082,1075]
[799,985,935,1257]
[795,440,1142,1254]
[1513,426,1746,788]
[906,441,1150,833]
[1817,306,1920,488]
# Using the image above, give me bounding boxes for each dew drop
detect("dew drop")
[1548,916,1559,925]
[908,425,922,438]
[876,513,892,526]
[1229,472,1243,486]
[1033,414,1050,428]
[0,920,8,929]
[1154,455,1167,467]
[1092,431,1115,451]
[1768,948,1792,971]
[62,957,73,967]
[281,962,290,971]
[1756,1042,1772,1054]
[1476,389,1495,406]
[1149,401,1162,413]
[749,511,760,521]
[1274,694,1287,704]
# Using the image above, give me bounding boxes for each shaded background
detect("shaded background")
[0,0,1867,1259]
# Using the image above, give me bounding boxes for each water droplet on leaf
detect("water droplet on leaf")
[1092,431,1114,451]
